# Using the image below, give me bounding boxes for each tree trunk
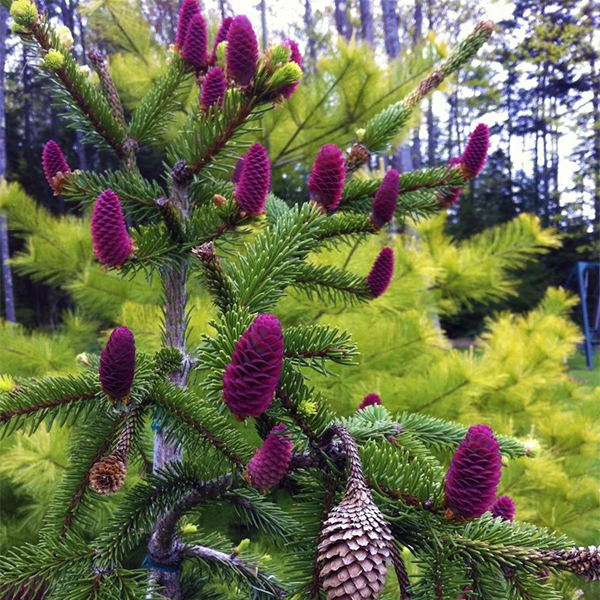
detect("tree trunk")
[359,0,374,45]
[0,5,16,323]
[411,0,423,169]
[591,48,600,231]
[426,96,435,166]
[381,0,400,58]
[304,0,317,70]
[335,0,352,40]
[260,0,268,50]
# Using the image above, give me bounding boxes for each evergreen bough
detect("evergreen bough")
[2,2,597,599]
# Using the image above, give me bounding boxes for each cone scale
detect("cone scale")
[42,140,71,193]
[226,16,258,86]
[99,326,136,402]
[247,423,293,492]
[90,189,132,267]
[308,144,346,212]
[234,143,271,216]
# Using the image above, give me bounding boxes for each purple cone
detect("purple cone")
[308,144,346,212]
[99,327,136,401]
[231,154,246,184]
[461,123,490,177]
[211,16,233,58]
[42,140,71,191]
[370,169,399,227]
[182,13,208,68]
[226,16,258,86]
[445,425,502,519]
[358,393,382,411]
[201,66,227,109]
[234,143,271,216]
[491,495,515,521]
[91,189,132,267]
[366,247,394,298]
[222,314,284,418]
[175,0,200,48]
[279,38,302,98]
[248,423,293,491]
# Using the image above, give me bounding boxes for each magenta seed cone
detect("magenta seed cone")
[491,495,515,521]
[279,38,303,98]
[222,314,284,418]
[445,425,502,519]
[91,189,132,267]
[248,423,293,491]
[308,144,346,212]
[182,13,208,68]
[234,143,271,216]
[175,0,200,48]
[201,66,227,109]
[371,169,399,227]
[211,16,233,58]
[42,140,71,191]
[358,393,382,411]
[99,327,136,401]
[226,16,258,86]
[231,154,246,184]
[366,247,394,298]
[461,123,490,177]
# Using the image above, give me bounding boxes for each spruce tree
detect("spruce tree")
[1,2,598,599]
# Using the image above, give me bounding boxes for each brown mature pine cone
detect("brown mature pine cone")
[317,426,395,600]
[89,454,127,495]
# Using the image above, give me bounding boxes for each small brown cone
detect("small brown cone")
[89,454,127,495]
[317,426,394,600]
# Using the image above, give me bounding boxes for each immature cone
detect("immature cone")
[211,17,233,58]
[247,423,293,491]
[308,144,346,212]
[545,546,600,581]
[231,154,246,184]
[201,66,227,109]
[366,248,394,298]
[234,143,271,216]
[182,13,208,68]
[42,140,71,193]
[175,0,200,48]
[89,454,127,495]
[491,495,515,521]
[439,157,463,208]
[222,314,284,418]
[370,169,399,228]
[226,16,259,86]
[460,123,490,178]
[279,39,303,98]
[317,427,394,600]
[346,143,370,172]
[99,326,136,402]
[358,393,382,411]
[91,189,132,267]
[444,425,502,519]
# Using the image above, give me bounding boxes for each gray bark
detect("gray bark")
[411,0,423,168]
[381,0,400,58]
[304,0,317,68]
[335,0,353,40]
[0,5,16,323]
[260,0,268,50]
[359,0,374,45]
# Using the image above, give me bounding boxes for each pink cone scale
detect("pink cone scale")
[371,169,399,228]
[444,425,502,519]
[308,144,346,212]
[279,38,302,98]
[211,16,233,58]
[461,123,490,178]
[42,140,71,192]
[248,423,293,491]
[358,393,382,411]
[222,314,284,419]
[231,154,246,184]
[99,327,136,401]
[175,0,200,49]
[234,143,271,216]
[201,66,227,109]
[226,16,258,86]
[182,13,208,68]
[366,247,394,298]
[491,495,515,521]
[91,189,132,267]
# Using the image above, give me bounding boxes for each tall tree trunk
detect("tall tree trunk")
[506,62,515,208]
[541,63,550,226]
[411,0,423,169]
[335,0,352,40]
[426,96,435,166]
[0,5,16,323]
[359,0,374,45]
[260,0,268,50]
[381,0,400,58]
[591,48,600,231]
[304,0,317,70]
